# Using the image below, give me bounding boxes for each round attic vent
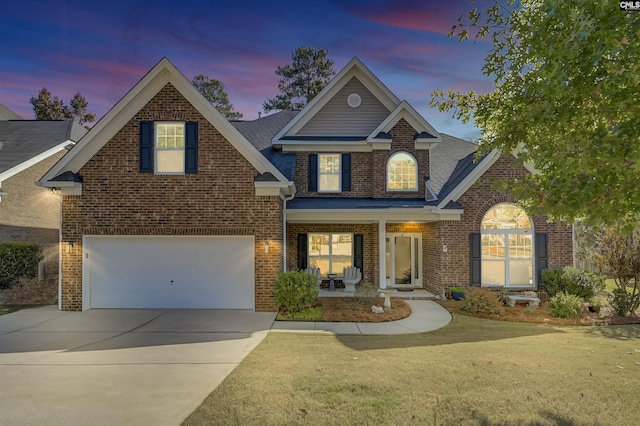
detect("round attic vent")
[347,93,361,108]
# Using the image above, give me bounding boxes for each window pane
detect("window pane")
[509,260,533,285]
[309,258,330,277]
[156,150,184,173]
[332,234,352,256]
[482,234,505,259]
[481,260,506,285]
[319,174,340,191]
[481,204,532,229]
[331,257,352,276]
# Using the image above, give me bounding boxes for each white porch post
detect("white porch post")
[378,219,386,289]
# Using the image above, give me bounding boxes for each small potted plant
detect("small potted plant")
[449,286,466,301]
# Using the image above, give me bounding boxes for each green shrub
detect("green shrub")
[496,288,511,305]
[0,242,43,289]
[542,267,602,299]
[273,270,319,313]
[548,292,584,318]
[611,289,634,317]
[460,288,502,315]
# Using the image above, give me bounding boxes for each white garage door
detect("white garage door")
[84,236,254,309]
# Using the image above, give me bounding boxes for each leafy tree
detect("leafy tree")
[29,88,95,125]
[577,221,640,315]
[263,46,336,112]
[191,75,243,120]
[430,0,640,225]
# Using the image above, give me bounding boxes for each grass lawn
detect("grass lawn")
[184,315,640,426]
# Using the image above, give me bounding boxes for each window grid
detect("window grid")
[318,154,341,192]
[308,233,353,276]
[387,152,417,191]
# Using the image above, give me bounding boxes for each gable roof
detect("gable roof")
[37,58,292,191]
[0,120,86,181]
[367,101,442,146]
[273,57,400,142]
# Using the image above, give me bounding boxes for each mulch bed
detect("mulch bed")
[314,297,412,322]
[438,300,640,326]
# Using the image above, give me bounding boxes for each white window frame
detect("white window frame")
[308,233,353,277]
[155,122,185,175]
[481,204,534,287]
[386,152,418,192]
[318,153,341,193]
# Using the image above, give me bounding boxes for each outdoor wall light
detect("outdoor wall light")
[65,242,74,254]
[264,241,270,254]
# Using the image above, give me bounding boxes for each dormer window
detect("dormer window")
[387,152,417,191]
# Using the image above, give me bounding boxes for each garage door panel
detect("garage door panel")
[86,236,254,309]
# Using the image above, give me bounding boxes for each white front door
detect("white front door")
[385,233,422,288]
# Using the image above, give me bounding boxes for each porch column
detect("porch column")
[378,219,386,289]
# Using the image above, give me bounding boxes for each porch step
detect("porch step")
[318,289,438,300]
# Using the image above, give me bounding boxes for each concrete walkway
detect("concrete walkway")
[271,299,452,334]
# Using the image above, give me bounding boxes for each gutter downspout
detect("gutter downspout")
[282,190,295,272]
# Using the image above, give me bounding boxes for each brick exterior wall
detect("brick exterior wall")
[286,156,573,296]
[436,155,573,290]
[59,83,283,311]
[293,119,429,198]
[0,154,64,304]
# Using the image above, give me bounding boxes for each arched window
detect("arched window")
[481,204,534,287]
[387,152,417,191]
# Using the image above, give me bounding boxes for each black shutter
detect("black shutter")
[342,153,351,191]
[536,233,548,288]
[297,233,308,270]
[139,121,153,173]
[308,154,318,192]
[185,122,198,173]
[470,233,481,286]
[354,234,364,274]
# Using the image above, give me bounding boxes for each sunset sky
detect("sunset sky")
[0,0,495,140]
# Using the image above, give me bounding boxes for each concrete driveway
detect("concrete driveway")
[0,306,275,426]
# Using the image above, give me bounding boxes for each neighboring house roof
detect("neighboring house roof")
[37,58,293,194]
[0,120,86,184]
[232,110,299,180]
[0,104,23,120]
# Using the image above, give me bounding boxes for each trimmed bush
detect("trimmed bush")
[460,288,502,315]
[548,292,583,318]
[273,270,319,313]
[542,267,604,299]
[611,289,634,317]
[0,242,43,289]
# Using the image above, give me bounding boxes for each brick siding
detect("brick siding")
[294,119,429,198]
[59,83,283,311]
[286,156,573,296]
